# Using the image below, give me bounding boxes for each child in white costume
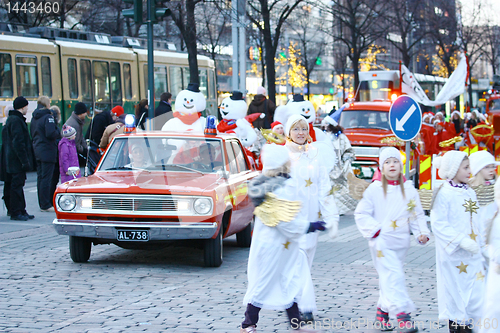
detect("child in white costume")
[355,147,430,332]
[480,180,500,333]
[469,150,500,268]
[241,144,326,333]
[284,114,339,321]
[431,151,486,333]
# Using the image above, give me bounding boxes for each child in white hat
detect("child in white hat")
[355,147,430,332]
[241,144,325,333]
[430,151,486,333]
[479,180,500,333]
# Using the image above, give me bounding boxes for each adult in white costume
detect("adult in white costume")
[161,83,206,133]
[355,147,430,332]
[284,114,339,320]
[324,115,358,214]
[241,144,325,333]
[217,91,257,148]
[431,151,486,333]
[480,180,500,333]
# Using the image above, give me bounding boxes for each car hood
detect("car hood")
[344,128,393,146]
[59,171,222,195]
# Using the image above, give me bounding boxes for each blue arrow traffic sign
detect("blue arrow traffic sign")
[389,95,422,141]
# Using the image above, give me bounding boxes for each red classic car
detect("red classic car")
[53,132,259,267]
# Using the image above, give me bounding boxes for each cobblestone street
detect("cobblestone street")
[0,191,448,333]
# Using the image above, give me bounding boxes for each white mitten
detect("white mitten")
[327,222,338,239]
[459,238,479,254]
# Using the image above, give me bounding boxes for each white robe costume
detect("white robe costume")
[285,140,339,313]
[243,177,312,310]
[430,182,486,324]
[355,181,430,317]
[327,132,358,214]
[481,210,500,333]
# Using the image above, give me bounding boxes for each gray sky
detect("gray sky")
[460,0,500,26]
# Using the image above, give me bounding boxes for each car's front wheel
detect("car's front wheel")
[236,220,252,247]
[204,227,223,267]
[69,236,92,263]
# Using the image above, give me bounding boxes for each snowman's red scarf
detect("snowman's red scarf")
[173,111,202,125]
[217,119,237,133]
[309,123,317,141]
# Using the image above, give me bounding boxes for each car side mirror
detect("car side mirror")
[217,170,229,180]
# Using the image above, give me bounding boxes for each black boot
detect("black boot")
[449,321,460,333]
[302,312,314,324]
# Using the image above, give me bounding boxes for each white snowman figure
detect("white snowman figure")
[287,94,326,142]
[217,91,257,148]
[161,83,206,133]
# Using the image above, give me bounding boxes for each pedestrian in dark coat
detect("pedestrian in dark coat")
[135,99,149,130]
[64,102,88,158]
[247,86,276,129]
[154,92,173,130]
[30,96,61,211]
[85,109,113,148]
[0,96,35,220]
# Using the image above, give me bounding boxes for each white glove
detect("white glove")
[327,222,338,239]
[460,238,479,254]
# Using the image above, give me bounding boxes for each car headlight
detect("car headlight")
[193,198,211,215]
[58,195,76,211]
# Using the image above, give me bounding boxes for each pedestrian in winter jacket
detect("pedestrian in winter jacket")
[65,102,88,159]
[0,96,35,221]
[59,125,80,183]
[247,86,276,129]
[100,112,126,149]
[85,109,113,149]
[30,96,61,211]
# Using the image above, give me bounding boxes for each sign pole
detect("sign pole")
[147,0,155,130]
[405,141,410,179]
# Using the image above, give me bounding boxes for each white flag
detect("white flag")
[401,53,467,107]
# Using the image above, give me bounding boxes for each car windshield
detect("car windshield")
[339,110,390,130]
[488,99,500,111]
[99,137,225,173]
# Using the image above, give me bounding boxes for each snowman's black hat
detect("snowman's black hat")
[187,82,200,93]
[230,91,244,101]
[293,94,304,102]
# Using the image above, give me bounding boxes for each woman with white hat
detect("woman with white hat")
[283,114,339,322]
[430,151,486,333]
[355,147,430,333]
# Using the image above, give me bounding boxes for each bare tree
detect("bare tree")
[325,0,387,90]
[382,0,429,70]
[245,0,307,103]
[287,4,327,100]
[457,0,486,107]
[1,0,80,28]
[169,0,202,84]
[332,42,350,101]
[196,2,231,66]
[482,7,500,76]
[246,22,266,86]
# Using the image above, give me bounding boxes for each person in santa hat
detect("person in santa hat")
[271,121,284,136]
[431,151,486,333]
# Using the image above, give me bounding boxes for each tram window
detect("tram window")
[110,62,122,105]
[80,60,91,101]
[68,58,78,99]
[0,53,13,97]
[93,61,110,110]
[182,67,190,89]
[41,56,52,97]
[123,63,132,99]
[16,55,38,97]
[169,66,183,98]
[199,69,208,99]
[208,69,216,100]
[144,65,168,99]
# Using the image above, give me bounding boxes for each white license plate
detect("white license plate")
[117,230,149,241]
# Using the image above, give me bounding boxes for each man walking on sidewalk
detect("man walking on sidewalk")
[0,96,35,221]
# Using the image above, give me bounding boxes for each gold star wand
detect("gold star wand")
[463,198,479,241]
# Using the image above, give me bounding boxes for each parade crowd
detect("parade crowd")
[1,86,499,333]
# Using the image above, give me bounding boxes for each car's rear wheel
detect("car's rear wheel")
[236,219,252,247]
[69,236,91,263]
[204,227,223,267]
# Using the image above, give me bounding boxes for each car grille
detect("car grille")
[90,196,177,212]
[352,146,380,157]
